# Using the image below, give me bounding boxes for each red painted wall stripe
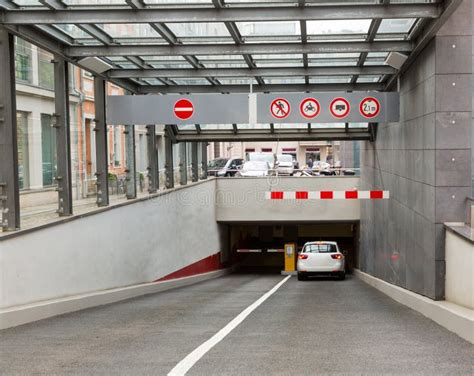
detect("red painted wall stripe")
[370,190,384,199]
[320,191,333,199]
[296,191,308,200]
[271,191,284,200]
[155,253,222,282]
[345,191,358,199]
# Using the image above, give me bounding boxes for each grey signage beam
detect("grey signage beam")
[94,76,109,207]
[107,92,400,125]
[146,124,159,193]
[179,142,187,186]
[164,127,174,189]
[0,29,19,231]
[1,4,440,24]
[53,55,73,216]
[191,142,199,183]
[125,124,137,199]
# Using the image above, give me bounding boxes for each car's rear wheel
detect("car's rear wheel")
[297,273,307,281]
[337,272,346,281]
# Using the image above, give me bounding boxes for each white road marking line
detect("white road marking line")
[167,275,292,376]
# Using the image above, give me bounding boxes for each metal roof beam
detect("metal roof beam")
[0,4,441,24]
[138,82,383,94]
[175,129,372,142]
[107,65,396,79]
[67,41,412,57]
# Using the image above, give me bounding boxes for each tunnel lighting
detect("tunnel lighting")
[78,57,113,74]
[385,52,408,70]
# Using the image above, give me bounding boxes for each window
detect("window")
[38,49,54,90]
[304,243,337,253]
[15,38,32,83]
[41,114,57,186]
[17,112,29,189]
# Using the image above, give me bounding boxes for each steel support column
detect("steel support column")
[191,142,199,183]
[0,29,19,231]
[179,142,187,186]
[93,76,109,206]
[164,128,174,189]
[200,142,208,180]
[52,54,73,216]
[124,124,136,199]
[146,124,158,193]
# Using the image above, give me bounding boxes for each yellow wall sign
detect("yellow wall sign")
[284,243,296,272]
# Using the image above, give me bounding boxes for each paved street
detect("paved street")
[1,274,472,375]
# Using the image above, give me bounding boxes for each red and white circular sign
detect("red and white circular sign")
[299,98,320,119]
[329,97,350,119]
[359,97,381,119]
[174,98,194,120]
[270,98,291,119]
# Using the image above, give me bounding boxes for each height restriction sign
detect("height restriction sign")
[270,98,291,119]
[359,97,381,118]
[299,98,320,119]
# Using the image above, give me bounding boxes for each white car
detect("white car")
[237,161,270,177]
[276,154,295,176]
[297,241,346,281]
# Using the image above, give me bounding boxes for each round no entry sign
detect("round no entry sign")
[174,98,194,120]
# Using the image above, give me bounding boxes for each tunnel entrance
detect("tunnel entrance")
[226,223,359,274]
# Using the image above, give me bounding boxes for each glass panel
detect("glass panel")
[55,25,93,39]
[356,75,381,83]
[309,76,351,84]
[64,0,127,4]
[173,78,211,85]
[255,60,303,68]
[309,58,358,67]
[307,19,371,35]
[14,0,41,4]
[99,24,161,38]
[167,23,230,37]
[378,19,416,33]
[197,124,235,130]
[237,22,300,36]
[41,114,57,186]
[145,0,211,3]
[217,78,258,85]
[264,77,305,84]
[202,61,249,68]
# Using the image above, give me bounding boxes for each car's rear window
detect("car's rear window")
[304,244,337,253]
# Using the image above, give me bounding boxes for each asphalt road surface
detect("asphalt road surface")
[1,274,472,375]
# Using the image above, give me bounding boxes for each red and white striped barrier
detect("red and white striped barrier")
[266,190,389,200]
[236,249,262,253]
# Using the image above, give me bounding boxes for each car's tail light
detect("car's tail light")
[331,254,344,260]
[298,254,309,260]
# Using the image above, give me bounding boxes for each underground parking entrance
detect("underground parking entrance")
[224,222,359,278]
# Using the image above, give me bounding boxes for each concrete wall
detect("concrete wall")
[0,180,226,309]
[445,229,474,309]
[359,1,472,299]
[216,177,360,222]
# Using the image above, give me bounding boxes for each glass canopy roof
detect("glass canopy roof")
[1,0,443,139]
